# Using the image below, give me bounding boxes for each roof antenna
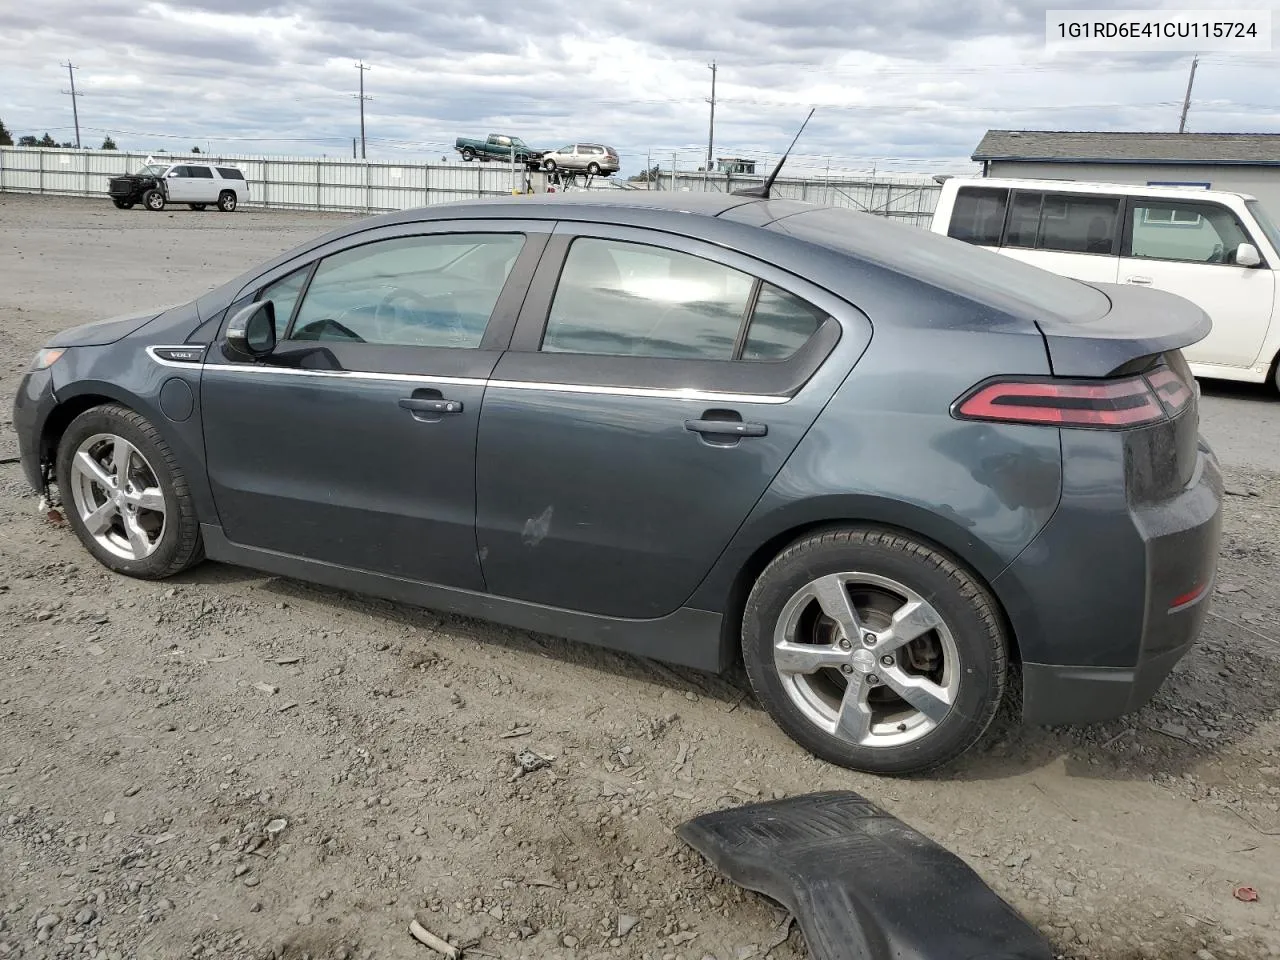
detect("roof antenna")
[733,107,815,198]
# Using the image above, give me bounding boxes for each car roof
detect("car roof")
[943,175,1257,203]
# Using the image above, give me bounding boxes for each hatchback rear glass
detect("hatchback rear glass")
[774,206,1111,324]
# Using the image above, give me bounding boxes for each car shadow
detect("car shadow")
[1197,378,1275,403]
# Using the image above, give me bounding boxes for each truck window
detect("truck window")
[946,188,1008,245]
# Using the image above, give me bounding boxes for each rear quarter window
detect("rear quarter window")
[947,187,1008,245]
[216,167,245,180]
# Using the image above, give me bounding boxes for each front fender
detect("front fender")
[50,349,215,524]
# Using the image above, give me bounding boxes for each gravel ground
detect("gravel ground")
[2,193,1280,960]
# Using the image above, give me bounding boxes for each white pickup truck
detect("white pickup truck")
[930,176,1280,391]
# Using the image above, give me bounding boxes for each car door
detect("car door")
[1000,189,1124,285]
[1118,197,1276,368]
[165,166,196,201]
[474,224,864,619]
[200,223,548,588]
[187,165,218,202]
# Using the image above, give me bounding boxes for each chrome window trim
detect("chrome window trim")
[147,345,790,405]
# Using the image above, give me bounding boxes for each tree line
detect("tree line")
[0,119,117,150]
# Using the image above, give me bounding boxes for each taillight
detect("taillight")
[1145,367,1192,416]
[954,375,1168,428]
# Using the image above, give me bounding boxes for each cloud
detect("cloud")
[0,0,1274,173]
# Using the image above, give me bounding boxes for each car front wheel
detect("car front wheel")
[217,191,237,212]
[142,189,165,211]
[742,526,1008,775]
[56,404,204,580]
[543,159,557,172]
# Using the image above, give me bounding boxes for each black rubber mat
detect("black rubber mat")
[677,790,1053,960]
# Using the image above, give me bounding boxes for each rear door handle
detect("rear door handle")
[685,418,768,438]
[1124,276,1153,285]
[399,397,463,415]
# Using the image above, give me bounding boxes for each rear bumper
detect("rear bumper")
[996,433,1222,726]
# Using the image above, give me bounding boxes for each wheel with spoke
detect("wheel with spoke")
[742,527,1007,775]
[56,404,203,579]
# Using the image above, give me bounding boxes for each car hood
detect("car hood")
[47,305,179,347]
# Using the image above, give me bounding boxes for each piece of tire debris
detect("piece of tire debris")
[408,918,459,958]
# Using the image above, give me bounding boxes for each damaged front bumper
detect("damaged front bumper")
[11,366,56,494]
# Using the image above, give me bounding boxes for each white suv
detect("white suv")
[108,162,248,213]
[931,176,1280,391]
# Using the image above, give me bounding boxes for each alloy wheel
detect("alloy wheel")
[68,433,167,561]
[772,571,959,748]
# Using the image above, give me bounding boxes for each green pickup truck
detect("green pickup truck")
[454,134,545,168]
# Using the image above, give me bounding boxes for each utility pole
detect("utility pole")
[705,61,717,178]
[60,61,82,149]
[1178,55,1199,133]
[354,61,372,159]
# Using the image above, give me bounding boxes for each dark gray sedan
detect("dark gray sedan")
[12,193,1222,775]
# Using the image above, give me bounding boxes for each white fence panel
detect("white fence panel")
[0,147,542,214]
[0,146,942,223]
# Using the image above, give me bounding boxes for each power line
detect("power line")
[59,61,83,149]
[354,60,372,160]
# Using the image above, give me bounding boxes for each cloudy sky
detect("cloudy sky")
[1,0,1277,176]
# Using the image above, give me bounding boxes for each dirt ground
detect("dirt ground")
[2,193,1280,960]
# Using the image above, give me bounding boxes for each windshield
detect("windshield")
[1246,200,1280,258]
[510,138,527,149]
[133,164,168,176]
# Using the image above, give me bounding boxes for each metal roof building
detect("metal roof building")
[972,130,1280,212]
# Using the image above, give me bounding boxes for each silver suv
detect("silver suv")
[540,144,620,176]
[108,162,248,212]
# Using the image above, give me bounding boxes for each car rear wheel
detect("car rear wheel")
[461,147,476,161]
[142,189,165,211]
[742,526,1008,775]
[217,191,237,212]
[112,199,134,210]
[189,203,207,211]
[56,404,204,580]
[587,161,601,176]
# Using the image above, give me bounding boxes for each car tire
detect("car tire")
[741,526,1008,776]
[543,159,557,172]
[55,404,204,581]
[462,147,476,161]
[587,162,601,176]
[142,189,165,211]
[189,203,207,211]
[112,199,134,210]
[217,191,237,212]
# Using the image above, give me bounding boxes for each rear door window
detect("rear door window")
[188,166,214,178]
[541,238,827,361]
[1037,195,1120,253]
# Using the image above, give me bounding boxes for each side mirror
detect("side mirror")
[167,170,179,178]
[1235,242,1262,267]
[225,301,277,359]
